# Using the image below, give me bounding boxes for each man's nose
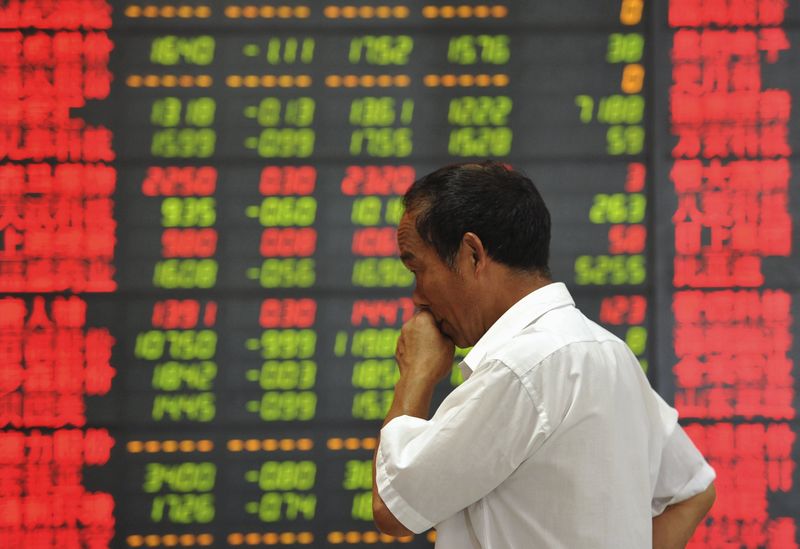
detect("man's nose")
[411,285,428,309]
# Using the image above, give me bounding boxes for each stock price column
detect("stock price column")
[661,0,799,546]
[115,7,225,546]
[506,0,653,373]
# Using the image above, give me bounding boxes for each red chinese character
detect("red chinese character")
[669,0,702,27]
[672,62,702,93]
[0,432,25,465]
[83,429,113,466]
[51,297,86,328]
[0,393,23,427]
[672,126,702,157]
[0,496,22,528]
[728,0,759,26]
[79,492,114,526]
[55,394,85,427]
[758,28,789,63]
[766,518,797,548]
[24,464,54,495]
[0,465,23,496]
[53,430,84,466]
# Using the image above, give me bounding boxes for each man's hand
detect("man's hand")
[395,309,456,386]
[653,483,716,549]
[372,310,456,536]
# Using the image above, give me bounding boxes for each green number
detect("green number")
[259,461,316,491]
[260,330,317,360]
[162,197,216,227]
[152,361,217,391]
[153,259,218,289]
[351,491,373,521]
[629,193,646,222]
[150,493,215,523]
[257,97,315,126]
[285,98,315,126]
[448,35,477,64]
[350,128,412,157]
[150,35,215,65]
[151,97,182,127]
[597,95,644,125]
[135,330,166,360]
[448,96,513,126]
[259,196,316,226]
[162,330,217,360]
[258,492,316,522]
[257,128,315,157]
[352,258,414,287]
[151,128,216,158]
[607,125,644,155]
[349,97,396,126]
[351,359,398,388]
[258,360,317,389]
[350,329,400,358]
[574,254,646,285]
[349,35,413,65]
[266,37,315,64]
[144,463,216,493]
[447,35,509,64]
[626,326,648,356]
[257,98,281,126]
[351,196,382,226]
[448,127,512,156]
[343,461,372,490]
[352,390,394,419]
[152,393,216,422]
[606,33,644,63]
[259,391,317,421]
[258,258,315,288]
[184,97,216,126]
[589,193,646,224]
[575,95,594,123]
[476,34,510,63]
[384,197,404,225]
[138,331,218,363]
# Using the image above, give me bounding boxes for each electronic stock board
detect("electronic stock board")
[0,0,798,547]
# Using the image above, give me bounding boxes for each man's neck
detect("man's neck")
[481,270,552,336]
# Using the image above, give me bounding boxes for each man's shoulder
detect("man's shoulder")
[481,305,627,376]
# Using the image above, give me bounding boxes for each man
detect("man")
[372,161,716,548]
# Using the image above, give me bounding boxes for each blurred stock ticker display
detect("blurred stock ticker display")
[0,0,798,547]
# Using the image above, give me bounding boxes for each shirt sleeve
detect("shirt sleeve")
[375,360,548,533]
[651,423,716,516]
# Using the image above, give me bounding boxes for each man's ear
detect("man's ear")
[460,232,487,274]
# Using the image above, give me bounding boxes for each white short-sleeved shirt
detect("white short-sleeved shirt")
[376,282,715,548]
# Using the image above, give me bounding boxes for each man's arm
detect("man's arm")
[372,376,435,536]
[652,482,715,549]
[372,311,455,536]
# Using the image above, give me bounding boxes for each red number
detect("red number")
[599,295,646,325]
[259,228,316,257]
[259,166,316,196]
[259,299,317,328]
[608,224,646,254]
[161,228,218,257]
[351,227,398,256]
[152,300,201,328]
[142,166,217,196]
[340,165,415,195]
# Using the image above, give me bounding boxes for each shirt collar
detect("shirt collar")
[460,282,575,379]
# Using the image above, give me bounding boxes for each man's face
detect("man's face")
[397,212,478,348]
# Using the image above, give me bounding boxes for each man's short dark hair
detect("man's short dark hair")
[403,161,551,277]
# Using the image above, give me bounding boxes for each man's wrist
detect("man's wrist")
[384,375,436,424]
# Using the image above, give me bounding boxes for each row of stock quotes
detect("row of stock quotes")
[0,0,798,547]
